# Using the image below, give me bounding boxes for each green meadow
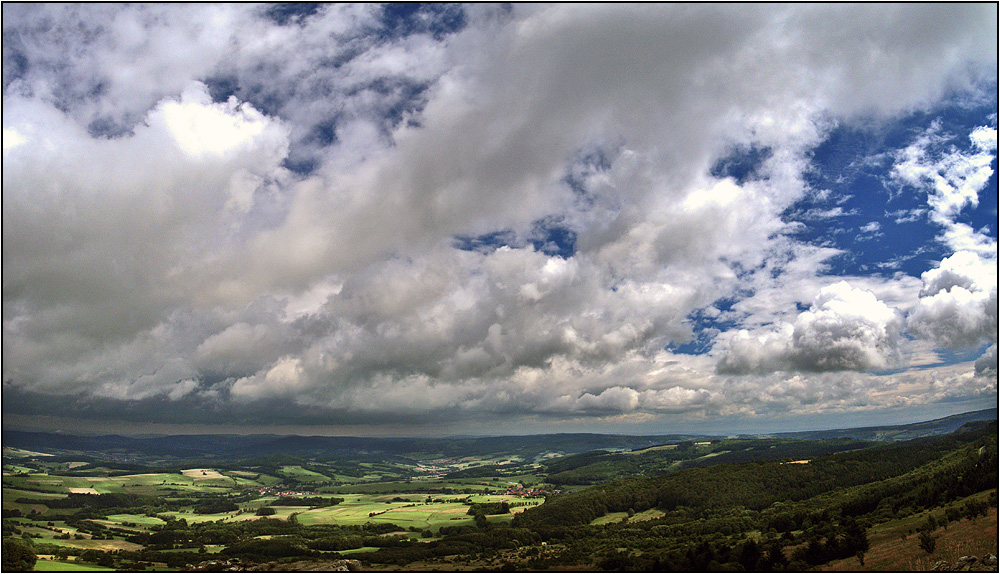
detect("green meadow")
[32,559,115,571]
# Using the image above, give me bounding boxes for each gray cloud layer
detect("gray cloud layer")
[3,4,997,430]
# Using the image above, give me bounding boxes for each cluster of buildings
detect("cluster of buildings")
[497,483,562,497]
[247,485,318,498]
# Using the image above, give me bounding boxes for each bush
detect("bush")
[963,499,989,519]
[945,506,963,522]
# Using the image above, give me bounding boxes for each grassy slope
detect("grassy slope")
[823,494,997,571]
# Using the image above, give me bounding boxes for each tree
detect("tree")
[763,540,788,570]
[737,539,761,571]
[97,552,115,567]
[842,516,869,560]
[2,538,37,572]
[918,530,937,554]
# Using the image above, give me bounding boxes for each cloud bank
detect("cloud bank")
[3,4,997,433]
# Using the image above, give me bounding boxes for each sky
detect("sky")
[2,3,998,437]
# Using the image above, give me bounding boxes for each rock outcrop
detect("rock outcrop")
[929,554,998,571]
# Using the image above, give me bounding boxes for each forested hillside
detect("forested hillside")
[542,437,877,485]
[469,423,995,570]
[518,424,996,528]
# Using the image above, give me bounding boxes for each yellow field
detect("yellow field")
[67,487,99,494]
[591,508,665,525]
[181,468,226,481]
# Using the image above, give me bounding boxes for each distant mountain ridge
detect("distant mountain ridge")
[1,430,710,463]
[768,408,997,441]
[3,408,995,463]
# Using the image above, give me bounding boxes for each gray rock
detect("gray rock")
[984,554,998,569]
[955,555,978,571]
[931,559,951,571]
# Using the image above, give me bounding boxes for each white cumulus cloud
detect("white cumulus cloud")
[718,281,903,374]
[908,251,998,349]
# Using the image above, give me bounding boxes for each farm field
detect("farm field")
[1,450,553,571]
[30,559,115,571]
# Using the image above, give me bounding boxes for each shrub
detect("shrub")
[963,499,988,519]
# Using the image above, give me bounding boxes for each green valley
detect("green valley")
[2,411,996,571]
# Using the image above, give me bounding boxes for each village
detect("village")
[497,482,563,498]
[247,486,318,498]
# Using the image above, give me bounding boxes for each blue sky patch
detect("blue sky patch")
[785,97,997,280]
[453,218,577,259]
[204,75,240,104]
[379,3,467,41]
[262,3,323,26]
[710,144,772,184]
